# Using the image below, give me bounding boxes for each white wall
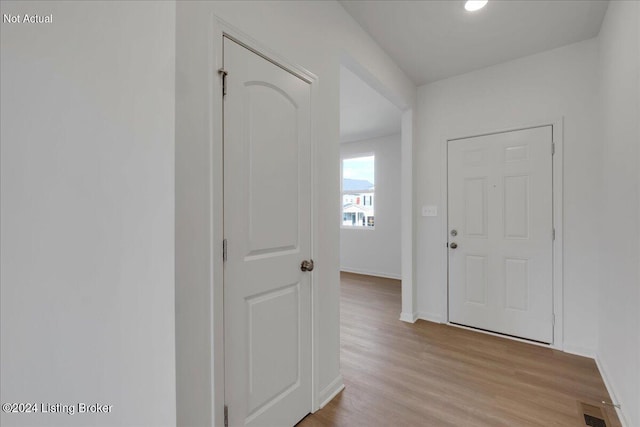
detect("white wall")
[414,39,601,355]
[0,2,176,426]
[597,2,640,426]
[340,134,401,279]
[175,1,415,425]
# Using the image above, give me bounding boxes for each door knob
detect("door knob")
[450,242,458,249]
[301,259,314,272]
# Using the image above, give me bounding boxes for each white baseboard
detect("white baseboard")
[399,312,418,323]
[339,267,401,280]
[563,343,595,359]
[416,311,444,324]
[317,375,345,410]
[595,356,630,427]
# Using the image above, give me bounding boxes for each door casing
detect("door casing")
[441,119,564,351]
[211,16,320,427]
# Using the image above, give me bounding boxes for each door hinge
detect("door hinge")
[224,405,228,427]
[223,238,228,262]
[219,68,228,97]
[552,314,556,326]
[552,228,556,241]
[552,142,555,155]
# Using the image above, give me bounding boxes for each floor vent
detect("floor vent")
[578,402,609,427]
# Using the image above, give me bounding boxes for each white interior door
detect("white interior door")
[223,37,312,427]
[448,126,553,343]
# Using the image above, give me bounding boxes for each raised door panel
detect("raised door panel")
[465,255,487,305]
[245,83,300,257]
[504,258,529,311]
[246,283,300,419]
[503,175,530,239]
[464,177,488,238]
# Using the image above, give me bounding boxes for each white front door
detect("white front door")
[223,37,312,427]
[448,126,553,343]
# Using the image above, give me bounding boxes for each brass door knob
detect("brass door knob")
[450,242,458,249]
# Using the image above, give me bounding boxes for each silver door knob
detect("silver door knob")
[301,259,314,272]
[450,242,458,249]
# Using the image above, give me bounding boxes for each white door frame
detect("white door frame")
[440,118,564,350]
[339,55,415,322]
[211,16,320,426]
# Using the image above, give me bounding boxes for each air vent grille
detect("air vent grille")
[578,402,610,427]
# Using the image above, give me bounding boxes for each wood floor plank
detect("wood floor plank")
[298,272,620,427]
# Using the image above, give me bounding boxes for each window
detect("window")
[341,155,375,228]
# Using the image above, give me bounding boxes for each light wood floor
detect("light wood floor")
[299,272,620,427]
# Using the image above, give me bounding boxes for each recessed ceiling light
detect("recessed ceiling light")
[465,0,488,12]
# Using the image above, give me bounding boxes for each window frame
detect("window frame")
[340,153,375,230]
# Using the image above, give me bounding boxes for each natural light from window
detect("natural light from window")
[342,155,375,228]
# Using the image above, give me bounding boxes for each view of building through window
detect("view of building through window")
[342,155,375,228]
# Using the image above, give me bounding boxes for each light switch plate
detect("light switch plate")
[422,205,438,217]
